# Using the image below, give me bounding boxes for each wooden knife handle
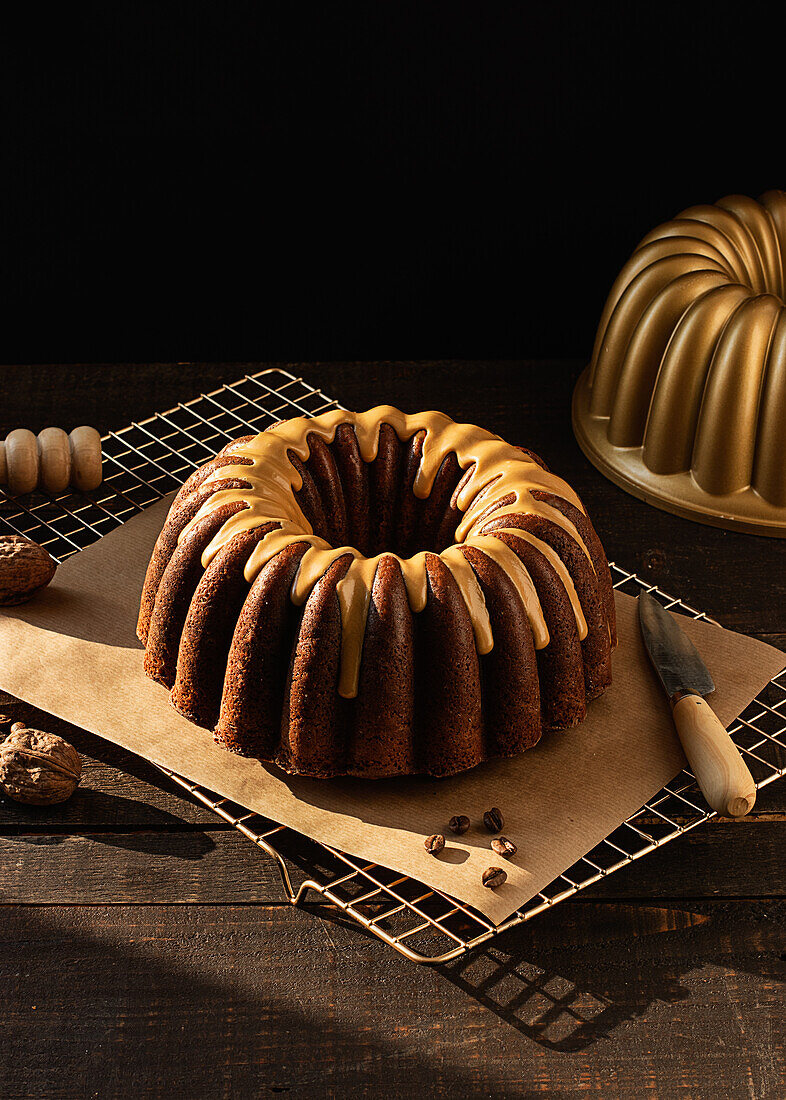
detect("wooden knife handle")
[671,693,756,818]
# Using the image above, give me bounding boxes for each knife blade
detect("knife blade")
[638,591,756,818]
[638,591,715,700]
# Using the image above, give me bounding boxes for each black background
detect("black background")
[3,4,782,365]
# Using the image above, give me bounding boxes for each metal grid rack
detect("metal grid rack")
[1,367,785,966]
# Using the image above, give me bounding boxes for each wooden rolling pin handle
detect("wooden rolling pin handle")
[0,427,102,494]
[671,692,756,818]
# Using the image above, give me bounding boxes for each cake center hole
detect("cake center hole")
[297,441,466,558]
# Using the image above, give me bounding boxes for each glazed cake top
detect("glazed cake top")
[179,406,592,698]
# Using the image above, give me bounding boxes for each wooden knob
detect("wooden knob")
[69,427,102,491]
[5,430,39,494]
[38,428,72,495]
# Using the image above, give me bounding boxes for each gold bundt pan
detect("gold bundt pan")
[573,190,786,536]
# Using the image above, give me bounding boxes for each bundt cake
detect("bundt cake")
[573,190,786,536]
[137,406,616,778]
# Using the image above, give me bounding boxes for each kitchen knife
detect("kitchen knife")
[638,591,756,818]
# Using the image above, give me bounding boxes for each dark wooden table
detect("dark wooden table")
[2,361,784,1099]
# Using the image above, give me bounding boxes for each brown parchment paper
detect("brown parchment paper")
[0,495,783,924]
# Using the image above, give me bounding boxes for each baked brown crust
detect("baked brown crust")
[137,407,616,778]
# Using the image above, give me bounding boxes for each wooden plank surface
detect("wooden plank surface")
[1,361,785,1098]
[1,821,785,905]
[2,903,783,1099]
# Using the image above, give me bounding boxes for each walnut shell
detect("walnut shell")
[0,729,82,805]
[0,535,57,605]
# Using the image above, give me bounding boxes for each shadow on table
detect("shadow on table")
[435,900,786,1052]
[311,894,786,1054]
[2,786,216,863]
[1,906,556,1099]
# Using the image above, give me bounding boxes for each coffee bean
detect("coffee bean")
[483,807,504,833]
[424,833,445,855]
[448,815,470,835]
[482,866,507,889]
[491,836,517,859]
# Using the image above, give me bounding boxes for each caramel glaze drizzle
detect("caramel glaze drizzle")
[178,406,592,699]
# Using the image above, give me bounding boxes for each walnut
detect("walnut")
[0,728,82,805]
[0,535,57,605]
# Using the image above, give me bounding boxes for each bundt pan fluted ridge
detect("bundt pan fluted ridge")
[573,190,786,535]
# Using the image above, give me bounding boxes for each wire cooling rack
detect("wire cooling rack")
[1,367,785,966]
